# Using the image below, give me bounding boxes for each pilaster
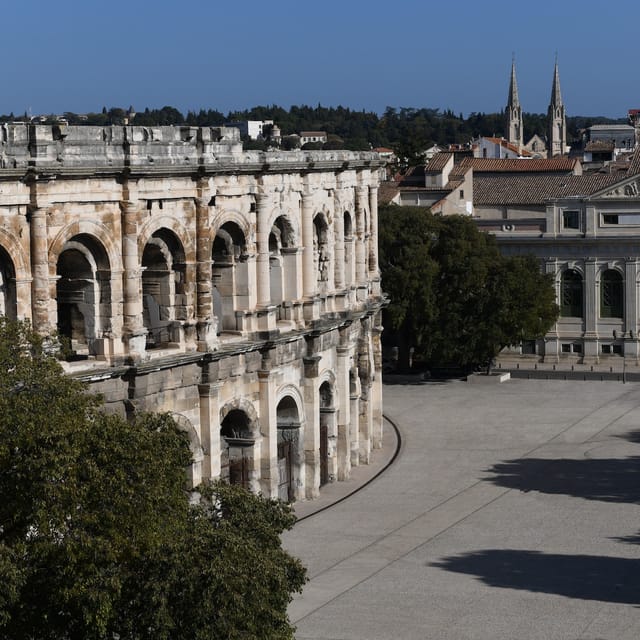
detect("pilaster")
[29,206,51,334]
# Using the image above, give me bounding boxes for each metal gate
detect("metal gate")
[320,423,329,486]
[277,441,293,501]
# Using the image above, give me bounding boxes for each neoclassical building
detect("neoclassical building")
[0,122,385,501]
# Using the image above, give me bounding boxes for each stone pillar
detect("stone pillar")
[301,191,316,298]
[256,193,272,307]
[336,343,351,480]
[368,185,380,295]
[195,195,217,351]
[303,355,321,499]
[625,258,639,362]
[258,359,279,499]
[349,368,361,467]
[198,381,223,480]
[120,200,146,359]
[29,207,50,333]
[355,186,367,289]
[583,259,598,363]
[543,259,560,363]
[334,192,346,290]
[371,320,384,450]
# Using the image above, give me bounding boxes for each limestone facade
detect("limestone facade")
[0,123,385,501]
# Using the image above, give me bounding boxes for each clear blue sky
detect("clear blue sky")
[2,0,637,119]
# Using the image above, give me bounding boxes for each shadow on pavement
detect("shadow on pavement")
[430,549,640,605]
[617,429,640,444]
[484,456,640,504]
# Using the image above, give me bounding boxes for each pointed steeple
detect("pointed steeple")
[505,55,523,150]
[547,55,567,156]
[550,55,563,108]
[507,55,520,109]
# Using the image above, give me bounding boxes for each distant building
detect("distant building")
[225,120,274,140]
[474,136,533,159]
[300,131,327,146]
[587,124,635,151]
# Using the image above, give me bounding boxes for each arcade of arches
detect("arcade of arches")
[0,123,385,500]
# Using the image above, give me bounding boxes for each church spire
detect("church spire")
[507,55,520,109]
[547,55,567,156]
[505,55,523,151]
[550,55,563,108]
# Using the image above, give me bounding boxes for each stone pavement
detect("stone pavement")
[282,378,640,640]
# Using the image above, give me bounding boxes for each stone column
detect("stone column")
[29,207,50,333]
[258,359,279,499]
[256,193,272,307]
[301,190,316,298]
[355,186,367,288]
[303,354,321,499]
[368,185,380,295]
[349,368,361,467]
[195,195,216,351]
[333,192,345,290]
[121,200,146,359]
[625,258,639,362]
[583,258,598,363]
[336,343,351,480]
[371,320,384,450]
[198,381,223,480]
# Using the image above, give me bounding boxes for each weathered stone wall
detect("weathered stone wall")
[0,124,385,501]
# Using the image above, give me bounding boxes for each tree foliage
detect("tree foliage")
[379,206,559,372]
[0,319,306,639]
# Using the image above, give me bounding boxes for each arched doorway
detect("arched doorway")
[0,247,17,321]
[220,409,254,489]
[212,222,247,333]
[276,395,301,501]
[56,235,111,357]
[141,230,185,348]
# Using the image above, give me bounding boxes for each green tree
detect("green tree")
[379,207,559,373]
[0,319,306,639]
[379,206,439,371]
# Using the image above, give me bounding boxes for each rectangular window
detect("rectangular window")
[459,190,464,200]
[613,344,623,355]
[572,343,582,354]
[522,340,536,355]
[602,214,619,225]
[562,210,580,229]
[561,343,571,353]
[601,344,612,354]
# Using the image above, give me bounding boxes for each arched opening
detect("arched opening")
[141,230,185,348]
[344,212,354,287]
[319,381,335,487]
[56,235,111,357]
[600,269,623,319]
[0,247,17,321]
[313,213,330,291]
[172,414,204,490]
[276,395,301,501]
[220,409,254,489]
[561,269,583,318]
[269,216,296,307]
[212,222,247,333]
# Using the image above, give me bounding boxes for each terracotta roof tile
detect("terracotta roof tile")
[458,157,577,173]
[473,174,621,206]
[424,152,453,173]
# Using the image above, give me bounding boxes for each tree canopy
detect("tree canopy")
[0,319,306,639]
[379,206,559,372]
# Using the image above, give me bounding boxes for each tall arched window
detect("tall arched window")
[561,269,583,318]
[600,269,623,318]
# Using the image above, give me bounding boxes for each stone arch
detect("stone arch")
[267,208,300,247]
[0,245,17,321]
[0,227,29,281]
[210,210,253,250]
[55,233,112,358]
[49,219,122,275]
[137,215,195,263]
[318,376,338,487]
[559,268,584,319]
[599,268,624,319]
[141,228,187,348]
[269,214,297,306]
[171,412,204,489]
[219,398,260,490]
[212,218,250,332]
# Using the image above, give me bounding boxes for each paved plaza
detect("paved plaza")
[283,378,640,639]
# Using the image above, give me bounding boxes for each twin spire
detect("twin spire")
[505,57,566,157]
